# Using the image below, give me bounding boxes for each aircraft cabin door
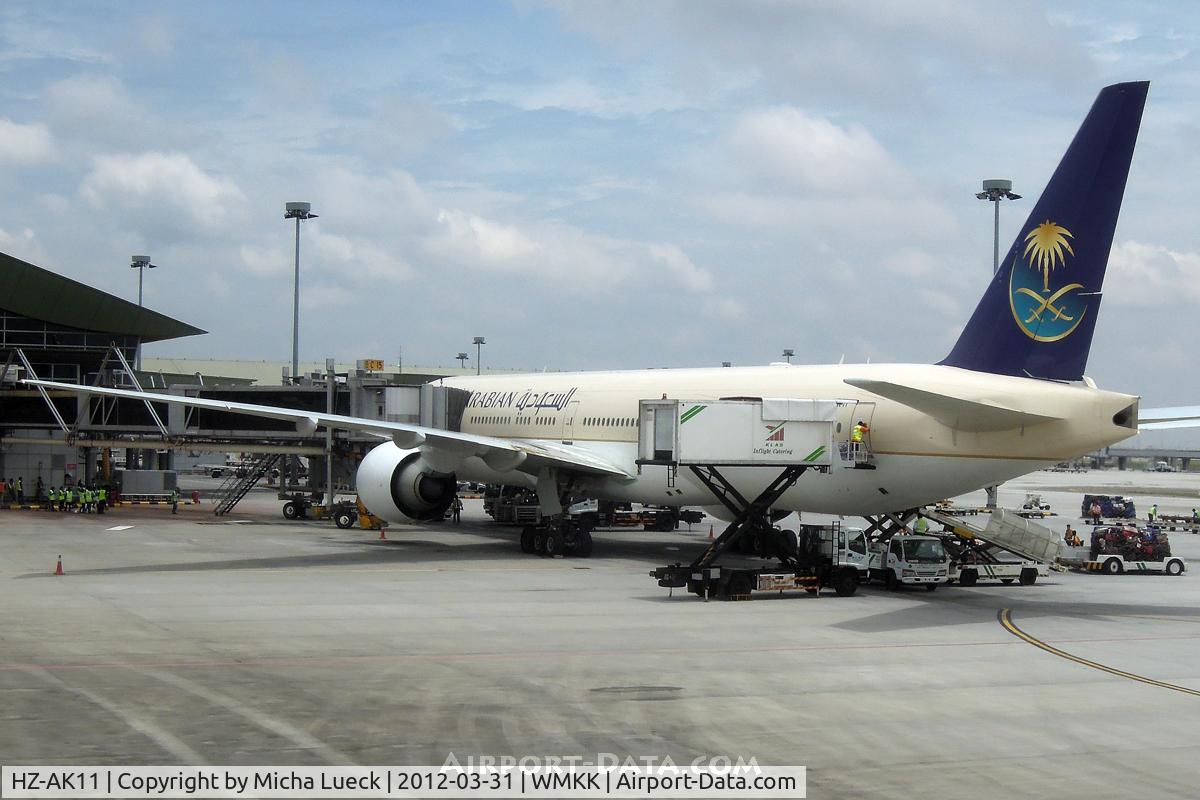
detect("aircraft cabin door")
[836,400,876,463]
[561,401,580,444]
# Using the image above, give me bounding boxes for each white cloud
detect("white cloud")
[0,118,54,164]
[697,107,957,242]
[427,208,711,293]
[79,152,246,235]
[727,107,902,193]
[0,226,48,264]
[1105,240,1200,306]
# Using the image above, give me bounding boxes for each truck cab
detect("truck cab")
[868,534,950,591]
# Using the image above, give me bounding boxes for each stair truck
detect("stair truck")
[920,507,1055,586]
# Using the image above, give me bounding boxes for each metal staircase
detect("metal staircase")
[212,454,280,516]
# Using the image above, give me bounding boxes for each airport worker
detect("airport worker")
[451,495,463,524]
[97,485,107,514]
[914,516,928,534]
[1192,508,1199,524]
[171,487,180,515]
[15,476,23,503]
[49,486,57,511]
[1090,501,1102,525]
[1148,503,1158,523]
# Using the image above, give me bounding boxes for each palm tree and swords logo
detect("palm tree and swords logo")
[1008,219,1087,342]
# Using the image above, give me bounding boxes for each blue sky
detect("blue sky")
[1,1,1198,403]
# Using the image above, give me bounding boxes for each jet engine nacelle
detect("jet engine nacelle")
[356,441,457,522]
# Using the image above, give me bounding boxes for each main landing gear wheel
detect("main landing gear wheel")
[543,528,563,557]
[520,526,537,554]
[572,529,593,558]
[532,529,547,555]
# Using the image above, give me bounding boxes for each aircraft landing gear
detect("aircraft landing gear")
[519,519,593,558]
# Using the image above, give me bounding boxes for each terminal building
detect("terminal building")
[0,250,469,512]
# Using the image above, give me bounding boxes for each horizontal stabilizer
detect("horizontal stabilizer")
[844,378,1063,432]
[1138,406,1200,431]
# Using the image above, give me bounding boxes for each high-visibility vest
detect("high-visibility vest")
[99,488,107,501]
[915,518,928,533]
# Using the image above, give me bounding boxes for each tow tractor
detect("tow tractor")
[1068,525,1187,575]
[643,397,867,600]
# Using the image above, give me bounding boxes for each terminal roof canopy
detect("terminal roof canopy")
[0,250,205,343]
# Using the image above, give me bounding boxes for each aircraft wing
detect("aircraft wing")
[843,378,1063,432]
[1137,406,1200,431]
[21,379,632,479]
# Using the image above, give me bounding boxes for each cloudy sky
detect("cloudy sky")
[1,1,1197,404]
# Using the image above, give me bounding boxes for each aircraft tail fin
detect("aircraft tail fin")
[940,81,1148,381]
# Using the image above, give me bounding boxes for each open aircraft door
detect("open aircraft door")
[836,400,876,465]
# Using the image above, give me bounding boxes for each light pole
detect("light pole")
[456,352,469,370]
[975,179,1021,274]
[782,348,794,364]
[473,336,485,376]
[130,255,157,371]
[975,180,1020,511]
[284,202,319,383]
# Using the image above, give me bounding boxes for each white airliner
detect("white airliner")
[27,81,1186,548]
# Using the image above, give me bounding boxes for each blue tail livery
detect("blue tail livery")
[940,81,1148,381]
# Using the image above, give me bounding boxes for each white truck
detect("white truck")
[868,534,950,591]
[950,559,1045,586]
[1082,552,1186,575]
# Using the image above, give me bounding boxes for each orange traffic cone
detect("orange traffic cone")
[378,527,387,540]
[708,525,714,540]
[54,556,64,576]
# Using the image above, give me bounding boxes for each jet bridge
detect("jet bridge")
[641,398,854,598]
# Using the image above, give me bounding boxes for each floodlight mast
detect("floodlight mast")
[284,202,318,383]
[473,336,485,376]
[975,179,1022,274]
[782,348,794,364]
[456,352,469,369]
[130,255,157,371]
